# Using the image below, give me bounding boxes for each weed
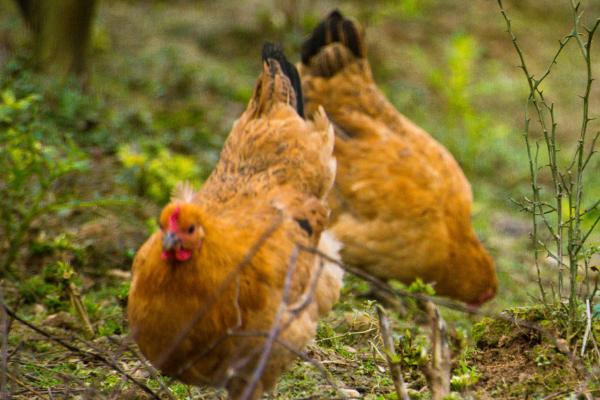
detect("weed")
[0,90,89,277]
[498,0,600,330]
[117,141,203,204]
[450,360,479,391]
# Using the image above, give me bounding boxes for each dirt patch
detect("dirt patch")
[470,318,587,399]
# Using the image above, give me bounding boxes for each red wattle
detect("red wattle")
[175,248,192,261]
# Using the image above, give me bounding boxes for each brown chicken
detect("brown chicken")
[128,43,342,399]
[299,11,497,306]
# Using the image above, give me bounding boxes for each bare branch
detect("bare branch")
[239,246,300,400]
[230,330,345,397]
[301,245,596,383]
[376,306,410,400]
[1,304,161,399]
[422,301,450,400]
[581,299,592,356]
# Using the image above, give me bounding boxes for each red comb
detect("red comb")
[168,206,181,232]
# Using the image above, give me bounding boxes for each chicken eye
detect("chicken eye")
[188,225,195,234]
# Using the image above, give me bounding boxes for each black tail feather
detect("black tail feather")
[262,42,304,118]
[300,10,364,66]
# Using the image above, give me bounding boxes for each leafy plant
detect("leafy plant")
[117,141,203,204]
[0,90,90,277]
[397,328,429,368]
[450,360,479,391]
[407,278,437,296]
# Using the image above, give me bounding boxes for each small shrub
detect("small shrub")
[19,260,94,336]
[0,90,90,277]
[407,278,437,296]
[19,262,76,310]
[450,360,480,391]
[498,0,600,330]
[397,328,429,368]
[117,141,203,204]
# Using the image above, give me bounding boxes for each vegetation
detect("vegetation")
[0,0,598,398]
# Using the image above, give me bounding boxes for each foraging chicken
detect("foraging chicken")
[299,11,497,306]
[128,43,342,399]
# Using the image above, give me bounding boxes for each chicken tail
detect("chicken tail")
[300,10,365,77]
[249,42,304,118]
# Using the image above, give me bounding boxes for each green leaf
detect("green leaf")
[593,303,600,320]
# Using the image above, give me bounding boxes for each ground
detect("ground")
[0,0,599,398]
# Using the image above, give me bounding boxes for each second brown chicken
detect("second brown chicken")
[299,11,497,306]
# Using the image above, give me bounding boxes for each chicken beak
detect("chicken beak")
[162,231,181,251]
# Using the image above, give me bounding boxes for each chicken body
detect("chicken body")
[299,11,497,306]
[128,44,342,399]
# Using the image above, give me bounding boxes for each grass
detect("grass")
[0,0,599,398]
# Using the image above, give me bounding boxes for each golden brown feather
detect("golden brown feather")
[128,43,342,399]
[299,11,497,306]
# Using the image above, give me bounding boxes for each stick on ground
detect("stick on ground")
[376,305,410,400]
[422,300,450,400]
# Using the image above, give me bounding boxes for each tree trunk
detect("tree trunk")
[14,0,97,78]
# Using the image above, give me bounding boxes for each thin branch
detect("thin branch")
[1,304,161,399]
[88,335,175,400]
[422,301,450,400]
[578,214,600,251]
[6,373,45,398]
[376,306,410,400]
[533,33,572,90]
[568,1,600,322]
[169,231,344,399]
[582,130,600,170]
[301,245,596,383]
[230,331,344,397]
[581,298,592,356]
[239,246,300,400]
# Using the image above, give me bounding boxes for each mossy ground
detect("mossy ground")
[470,308,600,399]
[1,0,599,398]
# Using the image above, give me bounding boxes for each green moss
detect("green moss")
[471,317,506,348]
[471,305,552,349]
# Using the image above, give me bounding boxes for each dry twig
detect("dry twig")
[376,305,410,400]
[1,304,161,399]
[302,245,597,384]
[421,301,450,400]
[239,246,300,400]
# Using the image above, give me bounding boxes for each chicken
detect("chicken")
[299,11,497,306]
[127,43,342,399]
